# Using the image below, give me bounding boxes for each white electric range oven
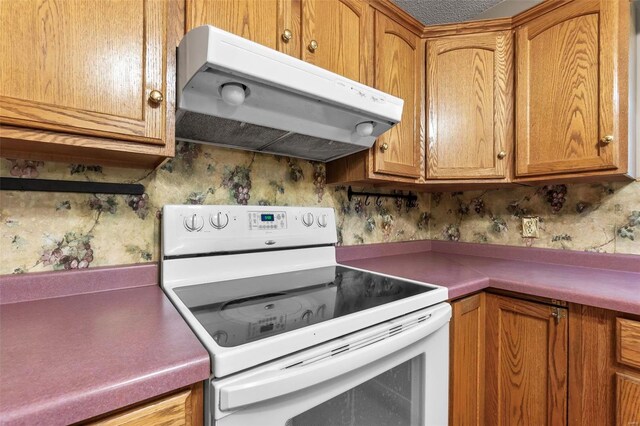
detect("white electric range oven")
[161,205,451,426]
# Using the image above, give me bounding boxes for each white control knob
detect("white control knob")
[302,212,314,227]
[210,212,229,229]
[317,214,328,228]
[183,214,204,232]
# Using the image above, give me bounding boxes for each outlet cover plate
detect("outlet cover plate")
[522,216,539,238]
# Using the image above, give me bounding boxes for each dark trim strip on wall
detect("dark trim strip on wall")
[0,177,144,195]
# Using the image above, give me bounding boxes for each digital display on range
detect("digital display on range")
[261,214,274,222]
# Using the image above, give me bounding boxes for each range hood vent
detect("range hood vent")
[176,26,404,162]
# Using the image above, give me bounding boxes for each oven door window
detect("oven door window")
[288,357,422,426]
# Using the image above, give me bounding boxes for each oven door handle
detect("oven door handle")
[218,304,450,411]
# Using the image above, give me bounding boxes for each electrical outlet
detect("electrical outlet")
[522,216,539,238]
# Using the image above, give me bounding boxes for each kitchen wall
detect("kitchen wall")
[428,181,639,254]
[0,143,431,275]
[1,143,638,275]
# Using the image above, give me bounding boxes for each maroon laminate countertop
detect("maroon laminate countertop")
[0,270,210,426]
[338,241,640,315]
[1,242,638,425]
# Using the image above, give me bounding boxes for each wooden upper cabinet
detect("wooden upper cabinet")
[426,31,513,180]
[300,0,372,84]
[186,0,300,57]
[485,295,568,426]
[515,0,628,177]
[0,0,168,146]
[372,12,423,179]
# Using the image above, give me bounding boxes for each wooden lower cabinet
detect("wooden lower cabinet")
[449,293,486,426]
[485,294,568,426]
[85,383,203,426]
[450,293,640,426]
[617,374,640,426]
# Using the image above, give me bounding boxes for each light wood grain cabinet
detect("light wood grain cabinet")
[425,31,513,180]
[452,294,640,426]
[514,0,630,179]
[86,383,202,425]
[617,374,640,426]
[485,294,568,426]
[186,0,300,57]
[326,6,424,185]
[0,0,179,168]
[616,318,640,426]
[449,293,486,426]
[186,0,372,82]
[372,11,423,179]
[300,0,372,84]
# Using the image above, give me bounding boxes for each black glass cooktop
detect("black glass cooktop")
[173,265,436,348]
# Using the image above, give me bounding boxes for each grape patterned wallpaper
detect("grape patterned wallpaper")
[0,142,638,275]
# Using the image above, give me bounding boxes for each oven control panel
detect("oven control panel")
[249,211,287,230]
[163,205,337,257]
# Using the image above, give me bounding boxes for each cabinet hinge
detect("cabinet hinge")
[551,307,567,324]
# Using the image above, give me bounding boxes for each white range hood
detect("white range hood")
[176,25,404,162]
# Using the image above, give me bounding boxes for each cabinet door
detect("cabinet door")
[186,0,299,57]
[486,295,568,425]
[617,374,640,426]
[426,32,513,179]
[0,0,167,145]
[300,0,372,84]
[373,12,423,178]
[450,294,486,426]
[515,0,626,177]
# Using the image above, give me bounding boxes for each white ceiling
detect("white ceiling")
[391,0,544,25]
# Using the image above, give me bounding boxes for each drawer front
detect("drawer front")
[88,384,202,426]
[617,318,640,370]
[617,374,640,426]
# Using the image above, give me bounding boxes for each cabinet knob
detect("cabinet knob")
[149,90,163,105]
[281,29,292,42]
[600,135,614,145]
[497,150,506,159]
[380,142,389,152]
[308,40,318,52]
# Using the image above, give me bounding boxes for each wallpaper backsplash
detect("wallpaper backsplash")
[0,142,638,275]
[0,143,431,275]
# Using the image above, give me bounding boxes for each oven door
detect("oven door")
[208,302,451,426]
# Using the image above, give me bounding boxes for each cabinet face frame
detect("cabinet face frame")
[515,0,628,177]
[0,0,169,146]
[425,31,513,179]
[372,11,423,179]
